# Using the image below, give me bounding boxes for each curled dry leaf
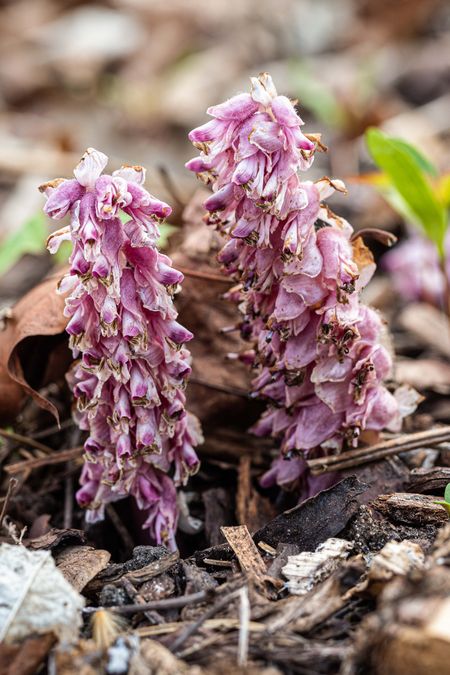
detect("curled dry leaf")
[0,270,68,424]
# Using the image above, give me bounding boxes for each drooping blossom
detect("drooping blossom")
[42,148,202,548]
[187,73,408,490]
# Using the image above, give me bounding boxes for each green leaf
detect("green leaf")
[445,483,450,504]
[389,138,438,177]
[436,173,450,209]
[0,213,47,276]
[366,128,448,256]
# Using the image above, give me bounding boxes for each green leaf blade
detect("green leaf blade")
[366,128,447,256]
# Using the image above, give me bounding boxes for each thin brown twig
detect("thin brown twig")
[189,376,249,399]
[170,587,245,653]
[31,418,74,440]
[177,266,232,285]
[0,477,18,527]
[63,468,74,529]
[307,426,450,474]
[99,589,212,615]
[105,504,135,553]
[4,446,84,474]
[157,165,185,210]
[0,428,54,454]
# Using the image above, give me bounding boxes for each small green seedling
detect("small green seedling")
[434,482,450,517]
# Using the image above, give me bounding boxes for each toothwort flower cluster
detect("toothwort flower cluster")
[187,74,404,489]
[42,149,202,548]
[382,233,450,307]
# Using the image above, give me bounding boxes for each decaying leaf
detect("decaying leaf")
[0,543,84,644]
[55,546,111,592]
[0,271,68,424]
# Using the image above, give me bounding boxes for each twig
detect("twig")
[177,266,231,284]
[0,477,18,528]
[307,426,450,474]
[0,428,54,454]
[120,577,163,625]
[31,419,74,440]
[105,504,135,553]
[63,468,73,529]
[88,589,212,615]
[189,376,249,399]
[170,587,244,653]
[4,446,84,474]
[238,586,250,667]
[157,165,185,210]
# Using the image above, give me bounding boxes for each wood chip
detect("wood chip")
[55,546,111,592]
[282,538,353,595]
[220,525,267,583]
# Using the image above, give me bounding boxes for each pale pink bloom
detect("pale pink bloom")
[43,148,202,548]
[188,75,408,493]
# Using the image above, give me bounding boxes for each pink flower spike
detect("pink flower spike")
[43,147,202,548]
[188,73,413,496]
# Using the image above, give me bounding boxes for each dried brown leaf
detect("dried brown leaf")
[0,271,68,424]
[55,546,111,592]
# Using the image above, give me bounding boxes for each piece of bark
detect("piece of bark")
[342,456,409,503]
[55,545,111,592]
[236,457,276,533]
[87,546,178,591]
[253,477,368,550]
[367,540,425,585]
[202,487,235,547]
[407,466,450,494]
[221,525,267,583]
[373,493,448,526]
[355,563,450,675]
[282,538,353,595]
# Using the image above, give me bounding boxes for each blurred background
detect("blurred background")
[0,0,449,301]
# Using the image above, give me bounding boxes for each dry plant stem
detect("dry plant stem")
[0,428,54,454]
[63,468,73,529]
[441,258,450,320]
[103,589,212,615]
[31,419,74,440]
[4,446,84,474]
[308,426,450,474]
[176,266,232,284]
[170,587,245,653]
[157,164,185,210]
[105,504,135,553]
[0,477,18,527]
[189,376,249,399]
